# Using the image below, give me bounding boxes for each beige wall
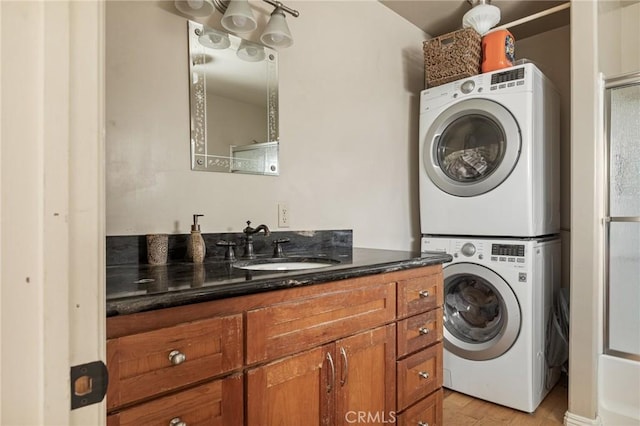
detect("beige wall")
[516,26,571,289]
[106,0,427,250]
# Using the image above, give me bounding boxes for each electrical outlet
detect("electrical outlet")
[278,203,290,228]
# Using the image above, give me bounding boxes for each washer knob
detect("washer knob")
[461,80,475,94]
[461,243,476,257]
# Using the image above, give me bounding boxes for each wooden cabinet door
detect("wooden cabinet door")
[335,325,396,426]
[107,314,242,409]
[397,342,443,411]
[397,272,443,319]
[246,344,334,426]
[246,283,395,364]
[106,375,243,426]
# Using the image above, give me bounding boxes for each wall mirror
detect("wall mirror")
[188,20,279,175]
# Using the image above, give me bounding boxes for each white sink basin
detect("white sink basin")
[233,258,339,271]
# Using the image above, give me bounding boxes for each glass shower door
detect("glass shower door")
[604,73,640,360]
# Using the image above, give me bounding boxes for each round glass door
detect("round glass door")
[423,98,521,197]
[443,263,521,361]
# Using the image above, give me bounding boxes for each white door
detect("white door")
[0,1,106,424]
[422,98,521,197]
[443,263,521,361]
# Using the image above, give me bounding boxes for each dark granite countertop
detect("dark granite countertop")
[106,247,451,317]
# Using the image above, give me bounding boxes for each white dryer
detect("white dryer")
[419,63,560,237]
[422,235,561,412]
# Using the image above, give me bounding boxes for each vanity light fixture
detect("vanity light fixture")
[260,5,294,48]
[175,0,215,17]
[462,0,501,36]
[220,0,258,33]
[211,0,300,49]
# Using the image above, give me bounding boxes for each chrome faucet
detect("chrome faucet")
[242,220,271,259]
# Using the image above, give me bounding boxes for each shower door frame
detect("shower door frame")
[603,71,640,362]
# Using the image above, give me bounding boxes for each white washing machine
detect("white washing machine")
[419,63,560,237]
[422,235,561,412]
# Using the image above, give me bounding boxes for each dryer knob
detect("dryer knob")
[461,80,475,94]
[461,243,476,257]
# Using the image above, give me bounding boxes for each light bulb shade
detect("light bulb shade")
[462,4,500,36]
[198,29,231,49]
[237,39,266,62]
[260,8,293,49]
[175,0,215,17]
[221,0,257,33]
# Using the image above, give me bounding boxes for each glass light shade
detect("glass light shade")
[237,39,266,62]
[175,0,215,17]
[462,3,500,36]
[260,8,293,49]
[198,30,231,49]
[221,0,257,33]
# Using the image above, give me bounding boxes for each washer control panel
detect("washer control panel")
[452,240,484,260]
[491,243,526,264]
[421,238,529,266]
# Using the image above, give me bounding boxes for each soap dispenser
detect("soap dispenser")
[186,214,206,263]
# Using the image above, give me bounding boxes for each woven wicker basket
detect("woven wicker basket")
[423,28,482,88]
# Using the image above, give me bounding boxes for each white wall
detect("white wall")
[106,0,427,250]
[1,1,106,424]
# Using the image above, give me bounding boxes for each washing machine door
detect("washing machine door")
[423,98,521,197]
[443,263,521,361]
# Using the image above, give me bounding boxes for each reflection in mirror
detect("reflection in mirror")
[188,21,279,175]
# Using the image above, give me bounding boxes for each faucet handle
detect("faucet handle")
[272,238,291,258]
[216,240,237,261]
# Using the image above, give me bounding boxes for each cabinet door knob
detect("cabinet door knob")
[418,422,429,426]
[169,417,187,426]
[418,327,430,335]
[168,350,186,366]
[418,371,430,380]
[418,290,430,298]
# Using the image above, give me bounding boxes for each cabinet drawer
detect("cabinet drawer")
[397,308,443,358]
[397,342,443,411]
[396,389,443,426]
[397,273,443,319]
[246,283,395,364]
[107,375,243,426]
[107,314,243,409]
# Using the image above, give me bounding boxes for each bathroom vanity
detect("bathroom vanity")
[105,245,450,425]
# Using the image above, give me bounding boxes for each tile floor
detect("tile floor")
[443,377,568,425]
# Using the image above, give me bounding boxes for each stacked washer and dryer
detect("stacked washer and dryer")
[418,63,562,413]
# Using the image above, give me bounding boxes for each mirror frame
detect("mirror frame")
[188,21,279,175]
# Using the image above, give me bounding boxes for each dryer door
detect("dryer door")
[423,98,521,197]
[443,263,521,361]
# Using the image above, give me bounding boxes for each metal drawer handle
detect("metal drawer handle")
[339,346,348,386]
[326,352,335,393]
[418,422,429,426]
[168,350,186,366]
[418,290,430,298]
[418,327,430,335]
[418,371,430,380]
[170,417,187,426]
